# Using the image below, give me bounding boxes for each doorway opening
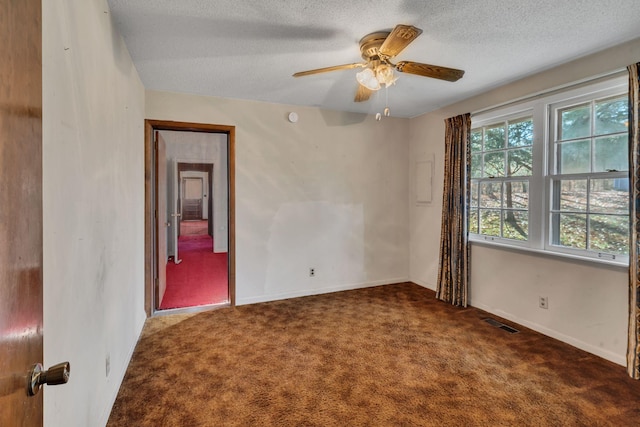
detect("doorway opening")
[144,120,235,316]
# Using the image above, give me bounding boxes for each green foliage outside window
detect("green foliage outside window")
[552,95,629,255]
[470,116,532,241]
[469,83,630,262]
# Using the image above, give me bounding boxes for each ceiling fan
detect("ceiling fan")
[293,24,465,103]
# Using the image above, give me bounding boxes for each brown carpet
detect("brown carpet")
[108,283,640,426]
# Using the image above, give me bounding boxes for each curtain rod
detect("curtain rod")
[471,68,627,117]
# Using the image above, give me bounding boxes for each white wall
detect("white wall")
[42,1,146,426]
[147,92,411,304]
[409,37,640,365]
[161,130,228,254]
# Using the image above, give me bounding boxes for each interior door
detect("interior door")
[0,0,44,425]
[172,161,181,264]
[155,132,168,307]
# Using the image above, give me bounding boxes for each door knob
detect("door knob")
[27,362,70,396]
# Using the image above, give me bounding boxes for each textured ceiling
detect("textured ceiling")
[107,0,640,118]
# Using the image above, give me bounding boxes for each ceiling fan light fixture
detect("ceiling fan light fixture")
[375,64,397,87]
[356,68,380,91]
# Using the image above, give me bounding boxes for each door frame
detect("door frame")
[177,162,214,235]
[175,162,214,255]
[144,120,236,316]
[176,159,216,237]
[181,176,204,220]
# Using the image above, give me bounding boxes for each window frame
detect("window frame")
[469,75,629,267]
[470,108,536,248]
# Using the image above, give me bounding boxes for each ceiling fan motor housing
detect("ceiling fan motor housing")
[359,32,391,61]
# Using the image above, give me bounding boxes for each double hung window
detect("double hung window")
[469,76,629,265]
[470,115,533,242]
[549,94,629,259]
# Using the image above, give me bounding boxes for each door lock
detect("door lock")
[27,361,70,396]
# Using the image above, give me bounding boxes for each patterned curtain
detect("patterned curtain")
[628,63,640,380]
[436,113,471,307]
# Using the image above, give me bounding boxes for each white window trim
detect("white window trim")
[470,76,629,267]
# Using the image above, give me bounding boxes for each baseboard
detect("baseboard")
[236,277,410,306]
[99,309,147,426]
[213,244,227,254]
[410,278,436,291]
[471,302,626,366]
[386,281,625,366]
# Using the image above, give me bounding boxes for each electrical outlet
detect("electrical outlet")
[309,268,315,277]
[539,296,548,309]
[105,354,111,377]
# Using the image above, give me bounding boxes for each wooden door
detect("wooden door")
[155,132,168,307]
[0,0,44,426]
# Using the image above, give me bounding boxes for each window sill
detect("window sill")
[469,238,629,270]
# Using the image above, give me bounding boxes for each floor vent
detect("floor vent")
[483,318,520,334]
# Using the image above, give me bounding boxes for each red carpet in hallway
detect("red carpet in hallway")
[160,234,228,309]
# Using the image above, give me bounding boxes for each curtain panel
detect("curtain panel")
[628,62,640,380]
[436,113,471,307]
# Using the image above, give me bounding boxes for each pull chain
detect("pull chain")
[376,86,391,121]
[384,85,390,117]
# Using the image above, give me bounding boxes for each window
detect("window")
[470,76,629,265]
[549,94,629,258]
[470,115,533,242]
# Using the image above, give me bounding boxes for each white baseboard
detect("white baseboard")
[409,279,624,366]
[410,278,436,291]
[471,302,626,366]
[236,277,410,306]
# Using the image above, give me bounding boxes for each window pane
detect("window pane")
[471,130,483,152]
[485,124,506,150]
[503,211,528,240]
[558,179,587,211]
[480,209,501,236]
[595,96,629,135]
[469,209,479,234]
[479,182,501,208]
[590,179,629,214]
[589,215,629,255]
[508,117,533,147]
[554,213,587,249]
[507,148,532,176]
[471,153,482,178]
[504,181,529,209]
[483,152,505,177]
[470,182,479,207]
[594,135,628,172]
[557,139,590,174]
[560,104,591,140]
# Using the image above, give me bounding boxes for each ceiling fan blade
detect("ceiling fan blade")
[378,24,423,58]
[354,84,373,102]
[293,63,365,78]
[395,61,465,82]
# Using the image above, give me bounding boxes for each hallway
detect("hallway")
[160,224,228,309]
